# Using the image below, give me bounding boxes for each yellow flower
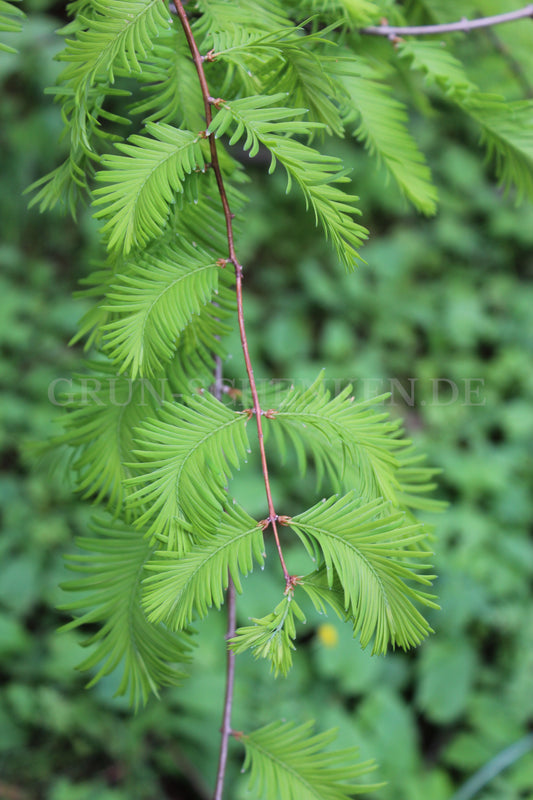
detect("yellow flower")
[317,623,339,648]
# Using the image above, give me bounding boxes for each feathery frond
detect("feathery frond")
[127,393,250,544]
[266,46,345,137]
[131,29,206,129]
[50,365,169,515]
[465,97,533,202]
[194,0,290,46]
[168,170,249,257]
[60,517,193,708]
[93,123,206,254]
[229,593,306,677]
[299,566,347,620]
[338,59,437,214]
[103,240,220,378]
[289,492,438,653]
[208,94,368,268]
[57,0,172,92]
[395,447,446,514]
[398,42,533,200]
[0,0,24,53]
[210,23,302,63]
[397,40,477,98]
[69,265,116,350]
[237,720,380,799]
[26,153,93,216]
[265,374,405,501]
[298,0,380,26]
[165,281,236,395]
[142,502,265,628]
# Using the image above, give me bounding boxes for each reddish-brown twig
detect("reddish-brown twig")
[172,0,290,584]
[171,3,293,798]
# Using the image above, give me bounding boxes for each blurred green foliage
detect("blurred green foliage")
[1,2,532,799]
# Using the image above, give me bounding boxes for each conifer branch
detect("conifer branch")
[172,0,291,585]
[361,6,533,37]
[172,3,293,797]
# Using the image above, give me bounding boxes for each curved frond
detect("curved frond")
[298,0,379,26]
[93,123,206,254]
[265,374,405,503]
[0,0,24,54]
[237,720,379,799]
[60,517,194,708]
[398,41,533,201]
[165,279,236,395]
[103,240,220,378]
[69,265,117,350]
[208,94,368,269]
[57,0,172,92]
[299,565,347,620]
[26,154,93,216]
[211,22,299,62]
[127,393,251,544]
[465,97,533,202]
[267,46,345,137]
[142,502,265,628]
[194,0,289,45]
[229,593,306,677]
[338,59,437,215]
[395,447,446,514]
[50,365,170,515]
[131,29,206,129]
[397,40,477,98]
[289,492,438,653]
[169,169,249,256]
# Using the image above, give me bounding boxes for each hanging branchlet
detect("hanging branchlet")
[24,0,533,796]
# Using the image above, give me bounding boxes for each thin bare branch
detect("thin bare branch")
[213,578,237,800]
[361,5,533,37]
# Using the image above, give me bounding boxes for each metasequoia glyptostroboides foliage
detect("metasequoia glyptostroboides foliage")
[6,0,533,796]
